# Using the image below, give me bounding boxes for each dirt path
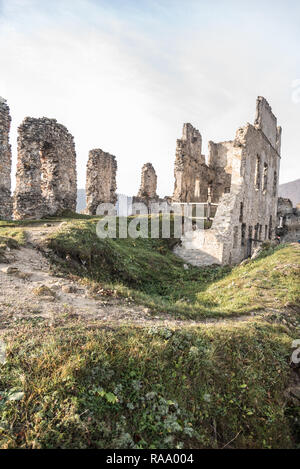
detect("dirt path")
[0,223,268,332]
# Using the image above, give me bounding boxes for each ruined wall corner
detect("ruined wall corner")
[254,96,278,148]
[137,162,158,199]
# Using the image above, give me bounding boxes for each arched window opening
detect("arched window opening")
[239,202,244,223]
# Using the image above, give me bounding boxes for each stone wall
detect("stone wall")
[175,97,281,265]
[86,149,117,215]
[207,140,235,203]
[172,123,235,204]
[277,197,300,243]
[137,163,158,199]
[173,123,213,203]
[14,117,77,219]
[0,97,12,219]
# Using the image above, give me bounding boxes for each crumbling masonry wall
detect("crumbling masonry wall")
[175,97,281,265]
[173,123,214,203]
[172,123,237,204]
[138,163,158,199]
[86,149,117,215]
[207,140,235,203]
[0,98,12,219]
[14,118,77,219]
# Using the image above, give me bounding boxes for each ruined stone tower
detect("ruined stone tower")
[137,163,158,199]
[133,162,160,213]
[0,97,12,219]
[173,123,213,203]
[14,117,77,219]
[86,149,117,215]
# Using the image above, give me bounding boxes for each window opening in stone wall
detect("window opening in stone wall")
[268,216,272,239]
[239,202,244,223]
[254,224,259,246]
[194,179,200,198]
[263,163,268,192]
[255,155,261,189]
[241,223,246,246]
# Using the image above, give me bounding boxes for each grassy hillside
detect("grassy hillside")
[1,217,299,449]
[47,219,300,319]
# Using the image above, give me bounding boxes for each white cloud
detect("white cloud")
[0,0,299,197]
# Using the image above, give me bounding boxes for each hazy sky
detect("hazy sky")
[0,0,299,195]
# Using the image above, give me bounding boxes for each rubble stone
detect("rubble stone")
[173,123,214,203]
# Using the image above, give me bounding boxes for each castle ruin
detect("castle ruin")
[0,98,12,219]
[277,197,300,243]
[0,95,289,267]
[173,123,214,203]
[85,149,117,215]
[14,117,77,219]
[174,97,281,265]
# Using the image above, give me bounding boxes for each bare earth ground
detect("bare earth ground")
[0,223,265,333]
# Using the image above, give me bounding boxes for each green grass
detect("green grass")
[0,214,98,261]
[0,216,299,449]
[46,219,300,319]
[0,319,298,449]
[0,212,99,228]
[0,227,27,262]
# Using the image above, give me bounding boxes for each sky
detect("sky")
[0,0,299,196]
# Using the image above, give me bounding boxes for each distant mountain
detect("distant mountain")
[76,190,133,215]
[77,189,86,213]
[279,179,300,207]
